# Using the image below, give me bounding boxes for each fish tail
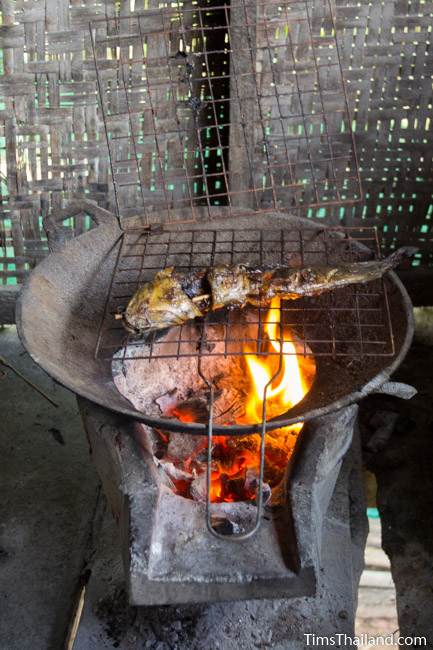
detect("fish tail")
[383,246,418,269]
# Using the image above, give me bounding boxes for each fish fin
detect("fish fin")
[385,246,418,268]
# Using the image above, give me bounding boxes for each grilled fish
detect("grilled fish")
[123,247,415,334]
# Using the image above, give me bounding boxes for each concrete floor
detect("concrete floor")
[0,326,100,650]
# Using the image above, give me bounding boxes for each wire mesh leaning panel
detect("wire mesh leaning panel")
[95,226,395,363]
[89,0,361,224]
[3,0,433,288]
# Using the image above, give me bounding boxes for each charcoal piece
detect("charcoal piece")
[154,389,178,415]
[210,516,242,536]
[190,472,207,502]
[167,432,204,462]
[221,474,247,501]
[245,469,272,506]
[172,397,209,423]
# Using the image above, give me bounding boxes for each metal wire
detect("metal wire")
[95,226,395,362]
[89,0,361,222]
[199,323,284,540]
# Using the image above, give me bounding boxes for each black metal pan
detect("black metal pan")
[16,206,414,434]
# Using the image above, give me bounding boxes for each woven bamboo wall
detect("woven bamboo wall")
[0,0,432,285]
[333,0,433,268]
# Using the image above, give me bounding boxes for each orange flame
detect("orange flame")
[204,298,316,502]
[244,297,315,424]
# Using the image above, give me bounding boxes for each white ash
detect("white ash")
[112,321,251,423]
[167,432,207,463]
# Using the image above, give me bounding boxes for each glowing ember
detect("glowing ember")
[166,299,316,504]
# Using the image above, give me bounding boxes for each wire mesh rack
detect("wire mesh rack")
[89,0,361,223]
[95,225,395,363]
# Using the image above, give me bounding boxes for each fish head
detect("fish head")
[123,267,203,333]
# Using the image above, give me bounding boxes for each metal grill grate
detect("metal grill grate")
[89,0,361,223]
[95,226,395,362]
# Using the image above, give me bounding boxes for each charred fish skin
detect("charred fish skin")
[207,265,263,310]
[124,267,205,333]
[263,246,417,299]
[122,246,416,334]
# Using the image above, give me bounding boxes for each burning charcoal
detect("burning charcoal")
[171,397,209,423]
[221,474,249,501]
[245,470,272,506]
[215,398,245,423]
[195,446,212,464]
[227,435,259,453]
[210,516,242,536]
[197,340,216,354]
[155,458,193,496]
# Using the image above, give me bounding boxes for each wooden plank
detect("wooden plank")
[228,0,257,209]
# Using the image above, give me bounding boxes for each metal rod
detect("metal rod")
[118,49,149,225]
[94,232,126,360]
[202,297,286,541]
[159,11,198,223]
[89,24,122,224]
